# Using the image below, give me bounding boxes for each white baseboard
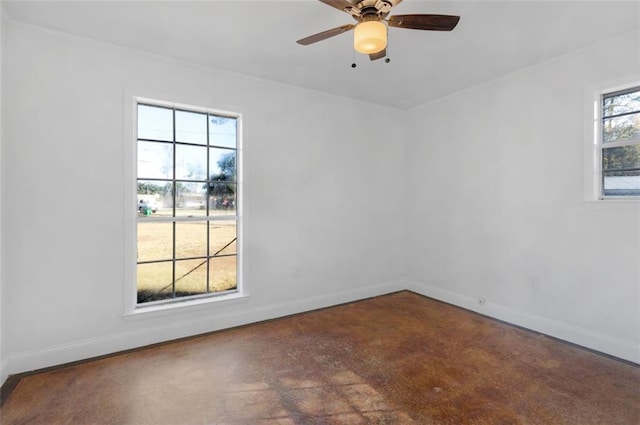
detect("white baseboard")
[404,279,640,364]
[4,277,637,388]
[4,280,405,379]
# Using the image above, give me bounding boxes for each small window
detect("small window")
[136,101,240,306]
[600,86,640,198]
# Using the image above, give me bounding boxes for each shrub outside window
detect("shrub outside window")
[600,86,640,198]
[136,101,240,306]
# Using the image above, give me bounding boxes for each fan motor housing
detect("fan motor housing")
[348,0,394,19]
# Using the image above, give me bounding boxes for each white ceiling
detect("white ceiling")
[3,0,639,109]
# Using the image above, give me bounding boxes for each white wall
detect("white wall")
[2,14,639,384]
[1,20,406,378]
[406,29,640,363]
[0,11,5,384]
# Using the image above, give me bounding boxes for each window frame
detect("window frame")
[124,96,245,316]
[584,77,640,202]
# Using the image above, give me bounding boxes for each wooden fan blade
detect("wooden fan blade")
[296,24,355,45]
[318,0,355,13]
[369,49,387,61]
[388,14,460,31]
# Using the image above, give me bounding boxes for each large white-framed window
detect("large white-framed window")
[132,98,242,309]
[586,80,640,200]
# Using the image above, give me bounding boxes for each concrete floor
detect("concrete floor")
[1,291,639,424]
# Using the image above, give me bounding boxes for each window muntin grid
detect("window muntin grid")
[601,87,640,198]
[136,102,239,305]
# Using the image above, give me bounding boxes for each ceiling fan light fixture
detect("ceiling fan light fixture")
[353,20,387,54]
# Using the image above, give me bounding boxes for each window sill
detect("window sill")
[123,292,250,321]
[583,198,640,203]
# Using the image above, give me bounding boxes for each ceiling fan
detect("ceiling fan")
[296,0,460,61]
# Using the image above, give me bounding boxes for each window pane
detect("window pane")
[175,221,207,259]
[136,102,240,306]
[138,105,173,141]
[208,183,236,214]
[210,221,237,256]
[209,116,237,148]
[138,141,173,179]
[137,222,173,262]
[176,144,207,180]
[603,170,640,197]
[137,261,174,303]
[175,259,207,297]
[602,145,640,171]
[603,113,640,143]
[209,255,237,293]
[137,180,170,216]
[175,182,207,217]
[210,149,236,182]
[175,110,207,145]
[603,89,640,117]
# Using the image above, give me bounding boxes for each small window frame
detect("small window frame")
[584,77,640,202]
